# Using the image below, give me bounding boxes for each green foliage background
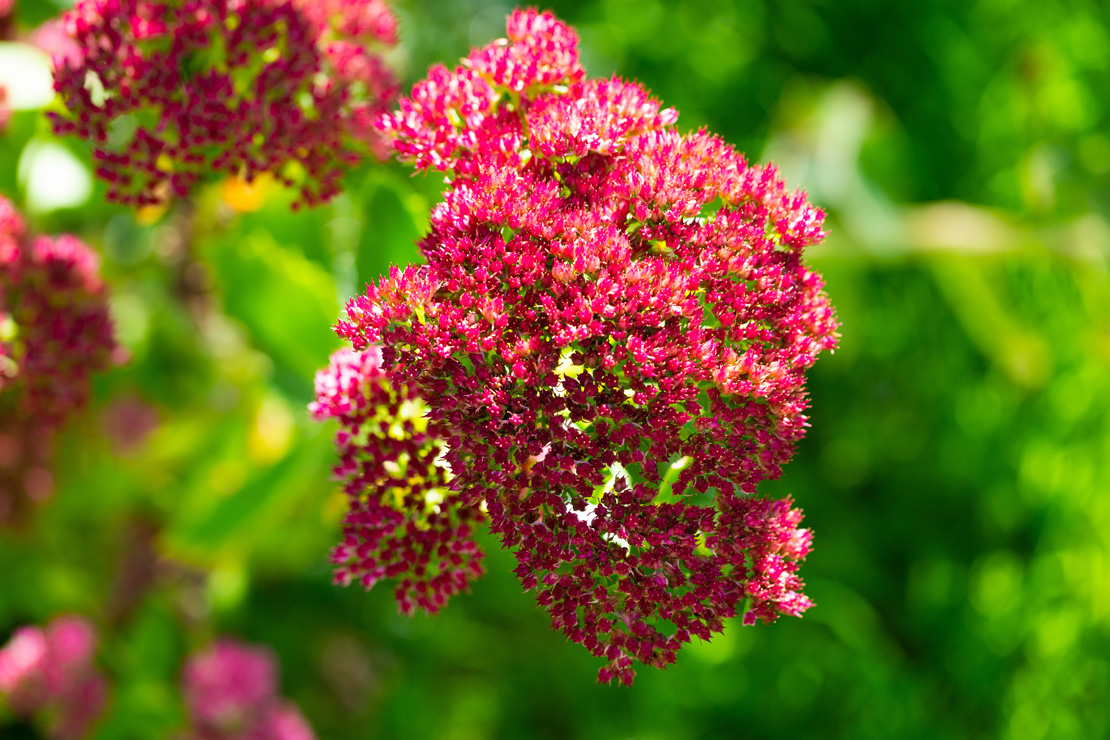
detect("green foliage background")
[2,0,1109,738]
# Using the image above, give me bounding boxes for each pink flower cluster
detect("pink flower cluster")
[0,616,108,740]
[0,196,118,526]
[311,347,485,614]
[181,640,315,740]
[50,0,399,207]
[326,8,839,684]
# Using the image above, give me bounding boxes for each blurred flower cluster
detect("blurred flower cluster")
[0,620,315,740]
[0,196,118,527]
[49,0,399,207]
[182,640,316,740]
[0,616,107,740]
[322,8,838,684]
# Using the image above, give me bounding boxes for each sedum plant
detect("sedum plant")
[314,8,839,684]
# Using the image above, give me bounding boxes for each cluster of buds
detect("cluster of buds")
[181,639,315,740]
[49,0,399,207]
[320,9,839,684]
[0,616,109,740]
[311,347,485,615]
[0,196,118,526]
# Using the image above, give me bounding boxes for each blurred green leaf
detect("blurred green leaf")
[165,426,333,561]
[356,172,426,291]
[205,229,339,382]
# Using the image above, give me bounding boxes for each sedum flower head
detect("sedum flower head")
[0,196,117,424]
[181,639,316,740]
[49,0,399,207]
[0,615,109,740]
[328,8,839,684]
[0,196,118,525]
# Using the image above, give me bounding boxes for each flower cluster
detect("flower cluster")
[181,639,315,740]
[327,9,840,684]
[311,347,485,614]
[49,0,399,207]
[0,616,108,740]
[0,196,118,526]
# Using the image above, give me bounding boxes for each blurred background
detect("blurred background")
[1,0,1109,737]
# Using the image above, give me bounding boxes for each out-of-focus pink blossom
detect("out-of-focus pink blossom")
[181,639,316,740]
[27,19,83,69]
[183,640,276,734]
[0,197,118,423]
[258,702,318,740]
[0,196,118,526]
[328,8,839,684]
[0,0,12,39]
[49,0,399,208]
[100,394,159,455]
[0,616,108,740]
[0,624,49,699]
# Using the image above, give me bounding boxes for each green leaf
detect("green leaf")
[355,172,425,292]
[165,426,333,559]
[0,111,39,196]
[205,229,339,381]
